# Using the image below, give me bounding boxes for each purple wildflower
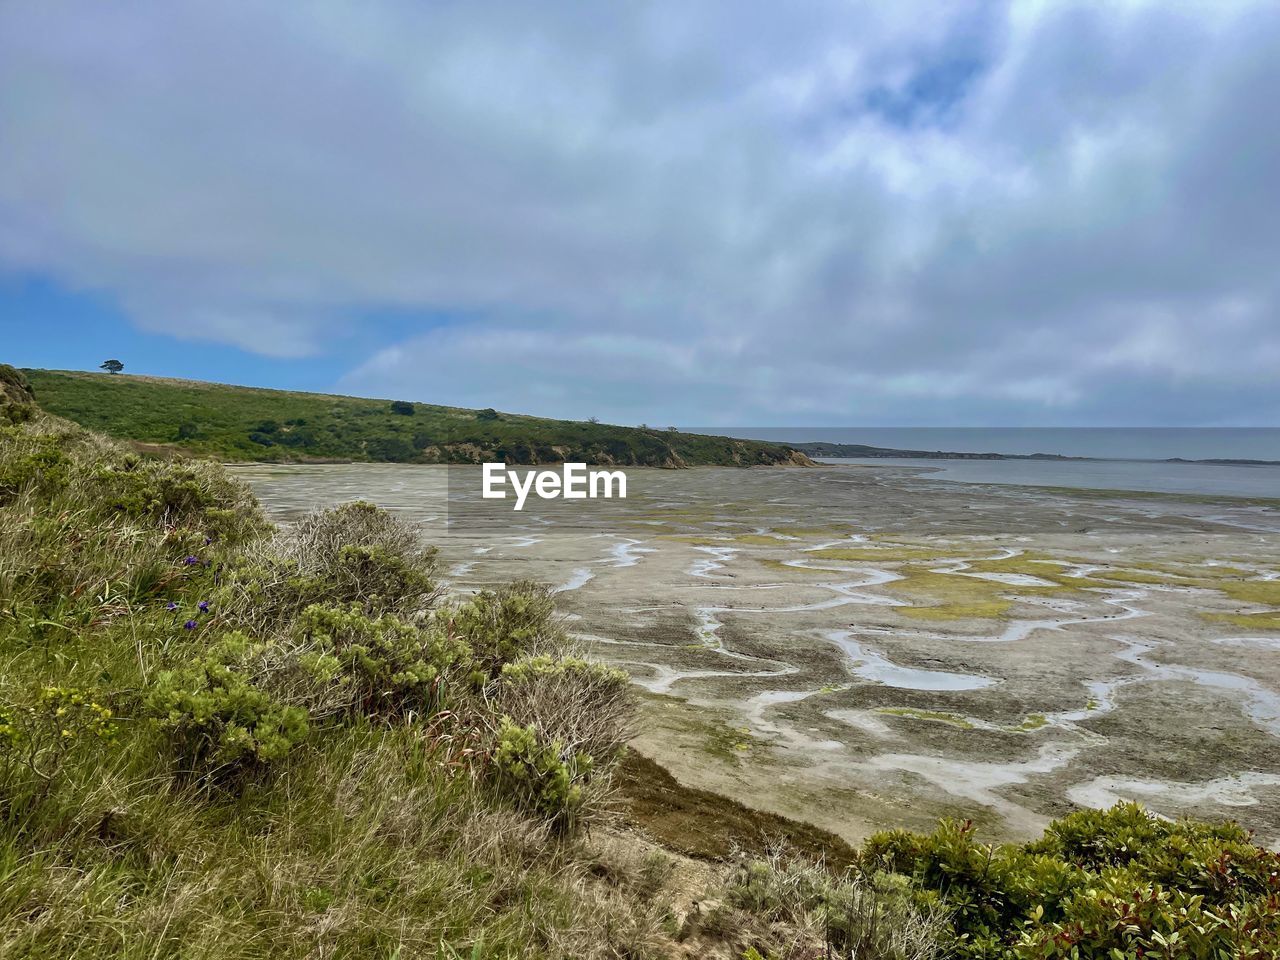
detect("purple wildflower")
[166,601,179,611]
[183,620,198,631]
[198,600,210,613]
[204,536,213,546]
[183,555,201,566]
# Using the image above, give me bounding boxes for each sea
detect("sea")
[699,428,1280,499]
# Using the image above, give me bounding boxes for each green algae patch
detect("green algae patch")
[657,534,736,545]
[1011,714,1049,732]
[888,568,1019,620]
[769,525,861,539]
[1198,578,1280,631]
[1210,578,1280,606]
[732,533,792,546]
[808,546,963,563]
[1205,611,1280,631]
[960,553,1104,592]
[706,723,761,764]
[899,600,1013,620]
[1086,568,1183,586]
[756,557,826,574]
[876,707,975,729]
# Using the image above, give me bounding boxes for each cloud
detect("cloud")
[1,0,1277,423]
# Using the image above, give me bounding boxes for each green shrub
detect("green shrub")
[446,582,559,679]
[863,806,1280,958]
[289,603,469,718]
[490,717,595,833]
[91,457,267,544]
[1015,872,1280,958]
[216,503,438,629]
[281,501,437,612]
[0,402,34,425]
[333,544,435,611]
[0,428,71,504]
[366,436,415,462]
[0,686,118,793]
[147,633,310,777]
[496,655,632,762]
[721,852,947,960]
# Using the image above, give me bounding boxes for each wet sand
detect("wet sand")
[230,462,1280,846]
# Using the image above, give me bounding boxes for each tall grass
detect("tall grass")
[0,409,684,958]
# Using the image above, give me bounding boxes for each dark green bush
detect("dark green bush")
[219,502,437,627]
[0,402,34,425]
[90,456,268,545]
[331,544,436,612]
[864,805,1280,959]
[365,436,415,462]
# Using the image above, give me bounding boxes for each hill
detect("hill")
[21,368,811,467]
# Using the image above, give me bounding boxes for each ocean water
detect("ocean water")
[711,427,1280,461]
[820,457,1280,499]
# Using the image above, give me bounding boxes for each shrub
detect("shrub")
[222,502,438,625]
[389,400,415,416]
[286,603,469,718]
[147,634,310,777]
[366,436,416,462]
[1015,872,1280,958]
[90,455,268,545]
[863,819,1083,954]
[721,851,948,960]
[0,686,118,795]
[490,717,595,833]
[823,872,948,960]
[445,582,560,680]
[496,655,632,762]
[331,544,436,611]
[0,364,35,406]
[863,806,1280,959]
[0,428,70,504]
[1,402,34,425]
[286,501,434,579]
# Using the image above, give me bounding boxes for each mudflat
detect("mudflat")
[231,462,1280,847]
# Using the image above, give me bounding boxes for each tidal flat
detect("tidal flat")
[230,462,1280,846]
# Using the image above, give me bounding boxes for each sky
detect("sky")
[1,1,1278,427]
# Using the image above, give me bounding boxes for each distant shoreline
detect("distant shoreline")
[792,441,1280,467]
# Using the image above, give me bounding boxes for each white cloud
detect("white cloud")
[1,0,1277,423]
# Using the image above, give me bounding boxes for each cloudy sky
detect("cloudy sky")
[2,1,1278,426]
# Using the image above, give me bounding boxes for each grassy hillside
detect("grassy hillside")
[22,369,808,467]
